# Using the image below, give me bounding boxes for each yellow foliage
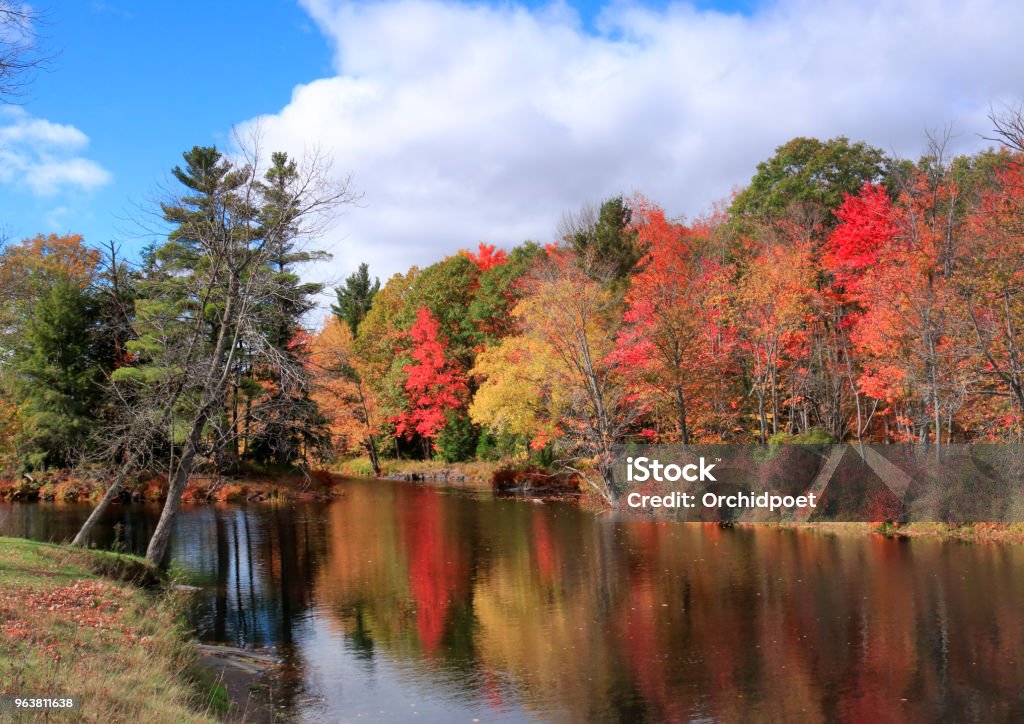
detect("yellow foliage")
[470,334,559,442]
[470,254,620,448]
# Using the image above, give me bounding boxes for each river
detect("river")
[1,477,1023,722]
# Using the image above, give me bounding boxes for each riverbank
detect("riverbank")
[878,521,1024,542]
[0,468,343,504]
[336,457,584,498]
[0,538,241,722]
[752,521,1024,543]
[336,457,498,483]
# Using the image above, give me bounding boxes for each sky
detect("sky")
[1,0,1022,299]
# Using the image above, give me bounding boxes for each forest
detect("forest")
[5,117,1024,515]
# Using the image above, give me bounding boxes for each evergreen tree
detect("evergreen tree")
[80,143,354,563]
[332,262,380,337]
[245,152,331,466]
[13,276,105,468]
[566,196,643,283]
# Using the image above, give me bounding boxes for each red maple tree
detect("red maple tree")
[394,306,467,445]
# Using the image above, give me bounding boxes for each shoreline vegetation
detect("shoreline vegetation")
[0,468,344,505]
[4,461,1024,544]
[0,538,245,722]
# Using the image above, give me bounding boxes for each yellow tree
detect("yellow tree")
[471,247,640,503]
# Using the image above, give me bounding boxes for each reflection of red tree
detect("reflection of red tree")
[401,488,469,654]
[615,523,691,722]
[531,513,556,583]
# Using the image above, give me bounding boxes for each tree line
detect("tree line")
[308,118,1024,503]
[5,117,1024,550]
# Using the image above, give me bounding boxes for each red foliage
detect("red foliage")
[394,307,467,444]
[825,183,898,292]
[464,242,508,272]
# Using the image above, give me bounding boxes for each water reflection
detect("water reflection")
[2,480,1023,722]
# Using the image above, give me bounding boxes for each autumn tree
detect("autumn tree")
[956,114,1024,435]
[614,201,733,444]
[827,171,970,445]
[463,242,508,272]
[733,228,817,444]
[472,247,640,502]
[394,306,467,453]
[309,316,383,472]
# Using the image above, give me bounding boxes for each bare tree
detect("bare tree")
[73,135,356,562]
[0,3,49,102]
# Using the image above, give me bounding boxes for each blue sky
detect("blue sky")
[1,0,1020,290]
[2,0,332,250]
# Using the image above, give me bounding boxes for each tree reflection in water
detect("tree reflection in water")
[2,480,1023,722]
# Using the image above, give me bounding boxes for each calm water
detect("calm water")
[2,478,1023,722]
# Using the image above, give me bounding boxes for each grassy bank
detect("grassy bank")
[0,538,225,722]
[877,521,1024,543]
[748,521,1024,543]
[337,456,500,482]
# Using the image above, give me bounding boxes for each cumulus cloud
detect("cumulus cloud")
[239,0,1023,286]
[0,107,112,196]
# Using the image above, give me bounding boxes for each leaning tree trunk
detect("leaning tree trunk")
[146,276,239,565]
[145,413,207,565]
[71,465,134,548]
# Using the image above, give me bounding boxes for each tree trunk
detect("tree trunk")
[674,385,689,445]
[71,466,133,547]
[756,389,768,445]
[366,436,381,477]
[145,415,206,565]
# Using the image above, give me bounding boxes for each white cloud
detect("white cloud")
[0,107,112,196]
[239,0,1023,287]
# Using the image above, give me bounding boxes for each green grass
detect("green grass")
[337,456,500,481]
[882,521,1024,542]
[0,537,225,723]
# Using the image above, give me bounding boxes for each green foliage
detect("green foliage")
[468,242,541,343]
[332,262,380,337]
[402,254,481,367]
[435,410,479,463]
[568,196,643,281]
[12,276,106,468]
[474,429,523,461]
[731,136,890,225]
[767,428,837,446]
